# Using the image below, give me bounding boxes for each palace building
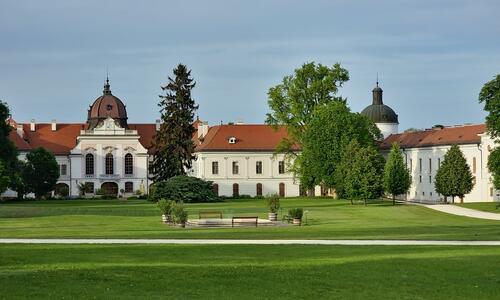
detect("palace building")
[4,79,498,202]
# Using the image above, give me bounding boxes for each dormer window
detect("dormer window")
[228,137,236,144]
[106,104,113,111]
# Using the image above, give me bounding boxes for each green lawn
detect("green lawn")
[1,198,500,240]
[457,202,500,214]
[1,244,499,299]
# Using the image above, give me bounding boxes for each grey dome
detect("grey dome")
[360,83,399,124]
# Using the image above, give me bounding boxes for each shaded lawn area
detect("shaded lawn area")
[1,198,500,240]
[1,244,499,299]
[457,202,500,214]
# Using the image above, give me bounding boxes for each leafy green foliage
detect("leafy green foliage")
[383,143,412,204]
[435,145,474,203]
[265,62,349,174]
[288,207,303,219]
[0,160,10,194]
[487,147,500,190]
[265,194,280,213]
[300,101,382,190]
[0,101,18,189]
[171,201,188,225]
[153,64,198,181]
[479,74,500,139]
[150,175,217,203]
[22,147,60,199]
[56,185,69,198]
[157,199,175,216]
[343,141,385,204]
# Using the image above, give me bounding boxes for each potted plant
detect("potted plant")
[266,194,280,221]
[157,199,174,223]
[288,208,303,225]
[171,201,188,228]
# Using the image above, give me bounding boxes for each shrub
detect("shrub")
[171,201,188,225]
[56,186,69,198]
[150,175,218,203]
[127,196,138,200]
[266,194,280,213]
[157,199,175,216]
[288,208,303,220]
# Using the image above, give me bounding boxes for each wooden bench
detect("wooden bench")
[199,211,223,219]
[232,216,258,227]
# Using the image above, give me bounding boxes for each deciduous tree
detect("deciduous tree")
[435,145,474,203]
[383,143,412,205]
[152,64,198,181]
[22,147,59,199]
[0,101,18,187]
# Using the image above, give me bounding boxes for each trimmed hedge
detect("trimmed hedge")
[150,175,218,203]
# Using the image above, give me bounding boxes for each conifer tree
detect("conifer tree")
[435,145,474,203]
[152,64,198,181]
[383,143,412,205]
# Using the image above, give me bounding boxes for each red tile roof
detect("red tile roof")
[196,124,298,152]
[8,130,31,151]
[21,123,85,155]
[380,124,486,150]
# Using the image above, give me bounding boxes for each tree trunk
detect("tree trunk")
[364,199,367,206]
[451,196,455,204]
[350,199,353,205]
[393,195,395,205]
[460,196,464,204]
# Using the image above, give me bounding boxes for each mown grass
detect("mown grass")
[1,244,499,299]
[457,202,500,214]
[1,198,500,240]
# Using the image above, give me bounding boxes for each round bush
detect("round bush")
[150,175,218,203]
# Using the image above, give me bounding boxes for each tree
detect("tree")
[435,145,474,203]
[478,74,500,189]
[299,101,382,192]
[0,101,18,186]
[0,160,10,195]
[343,141,385,205]
[383,143,412,205]
[265,62,349,174]
[22,147,59,199]
[152,64,198,181]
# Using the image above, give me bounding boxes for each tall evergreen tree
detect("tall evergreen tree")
[152,64,198,181]
[0,101,18,183]
[383,143,412,205]
[435,145,474,203]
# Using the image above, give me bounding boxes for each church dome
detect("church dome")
[361,83,398,124]
[87,78,128,129]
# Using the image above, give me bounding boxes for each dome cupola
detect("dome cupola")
[87,77,128,130]
[361,82,399,138]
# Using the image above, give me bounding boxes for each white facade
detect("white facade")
[376,123,399,139]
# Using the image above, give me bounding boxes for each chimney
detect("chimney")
[51,119,57,131]
[30,119,35,132]
[197,121,209,139]
[16,124,24,138]
[155,119,160,131]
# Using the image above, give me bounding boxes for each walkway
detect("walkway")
[425,204,500,221]
[0,239,499,246]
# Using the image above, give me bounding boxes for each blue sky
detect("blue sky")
[1,0,499,130]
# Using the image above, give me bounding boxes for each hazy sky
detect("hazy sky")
[1,0,499,130]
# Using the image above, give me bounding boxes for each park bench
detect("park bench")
[199,211,223,219]
[231,216,258,227]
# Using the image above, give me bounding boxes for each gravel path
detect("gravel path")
[425,204,500,221]
[1,239,499,246]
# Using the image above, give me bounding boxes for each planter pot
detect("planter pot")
[161,214,167,223]
[268,212,277,222]
[292,218,302,225]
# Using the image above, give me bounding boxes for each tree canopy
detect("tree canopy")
[152,64,198,181]
[299,101,382,191]
[383,143,412,205]
[342,141,385,205]
[22,147,59,199]
[434,145,474,203]
[265,62,349,173]
[0,161,10,194]
[0,101,18,186]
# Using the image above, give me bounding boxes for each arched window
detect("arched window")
[125,182,133,193]
[213,184,219,196]
[124,153,133,175]
[279,183,285,197]
[85,153,94,175]
[256,183,263,196]
[232,183,239,197]
[105,153,114,175]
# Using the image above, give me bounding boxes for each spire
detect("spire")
[103,75,112,95]
[372,76,383,105]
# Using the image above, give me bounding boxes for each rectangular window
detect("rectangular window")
[438,158,441,167]
[60,164,67,176]
[148,161,154,175]
[419,158,422,173]
[278,161,285,174]
[86,182,94,194]
[422,191,425,196]
[409,158,412,170]
[232,161,239,175]
[490,187,494,197]
[255,161,262,174]
[212,161,219,175]
[429,158,432,173]
[419,175,422,183]
[429,176,432,183]
[473,157,476,173]
[125,182,133,193]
